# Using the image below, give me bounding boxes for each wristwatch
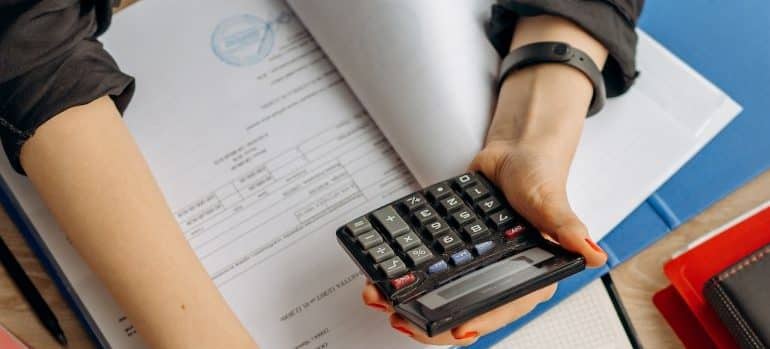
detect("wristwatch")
[497,42,606,116]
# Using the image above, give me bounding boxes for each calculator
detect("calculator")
[336,172,586,336]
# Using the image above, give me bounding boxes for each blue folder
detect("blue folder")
[473,0,770,347]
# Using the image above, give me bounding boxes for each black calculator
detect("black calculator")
[336,172,586,336]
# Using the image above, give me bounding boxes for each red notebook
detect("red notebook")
[663,202,770,348]
[0,324,28,349]
[653,285,717,349]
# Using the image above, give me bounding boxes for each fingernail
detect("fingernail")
[585,238,605,254]
[454,331,479,340]
[392,325,414,337]
[366,303,386,311]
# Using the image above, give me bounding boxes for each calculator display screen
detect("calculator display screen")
[417,248,554,313]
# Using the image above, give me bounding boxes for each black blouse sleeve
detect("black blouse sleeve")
[0,0,134,174]
[488,0,644,97]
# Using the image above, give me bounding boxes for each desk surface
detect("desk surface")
[3,173,768,349]
[0,1,767,347]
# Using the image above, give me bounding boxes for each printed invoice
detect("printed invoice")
[0,0,424,347]
[108,0,431,347]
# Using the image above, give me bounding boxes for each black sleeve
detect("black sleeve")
[0,0,134,174]
[488,0,644,97]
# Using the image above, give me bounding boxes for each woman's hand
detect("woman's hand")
[472,61,609,269]
[360,64,608,346]
[362,14,610,346]
[362,280,558,346]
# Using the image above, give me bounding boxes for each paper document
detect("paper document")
[0,0,422,347]
[287,0,497,185]
[288,0,741,242]
[108,1,430,346]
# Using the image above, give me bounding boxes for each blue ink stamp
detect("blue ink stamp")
[211,12,294,66]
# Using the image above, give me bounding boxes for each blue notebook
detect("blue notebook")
[473,0,770,347]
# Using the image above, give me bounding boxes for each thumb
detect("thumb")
[470,147,607,268]
[511,186,607,268]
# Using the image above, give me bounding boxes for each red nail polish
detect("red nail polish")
[392,325,414,337]
[585,238,604,254]
[454,331,479,340]
[366,303,386,311]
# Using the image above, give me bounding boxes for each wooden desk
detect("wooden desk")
[610,170,770,348]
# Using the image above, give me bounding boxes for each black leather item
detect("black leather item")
[497,42,607,116]
[704,243,770,349]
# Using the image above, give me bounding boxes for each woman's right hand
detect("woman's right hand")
[361,15,611,342]
[361,119,608,346]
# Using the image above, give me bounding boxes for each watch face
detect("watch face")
[553,43,569,56]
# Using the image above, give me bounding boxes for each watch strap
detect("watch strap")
[498,42,606,116]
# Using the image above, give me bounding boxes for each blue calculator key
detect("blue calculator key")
[450,249,473,266]
[474,241,495,255]
[427,260,449,274]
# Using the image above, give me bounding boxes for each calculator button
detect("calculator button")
[436,232,464,252]
[488,209,515,230]
[475,174,493,187]
[450,249,473,265]
[378,257,408,278]
[438,194,464,214]
[390,272,416,290]
[405,245,434,266]
[413,207,439,225]
[346,217,372,236]
[373,206,410,238]
[463,222,490,241]
[424,219,450,238]
[427,183,452,201]
[395,232,421,251]
[454,173,477,188]
[474,241,495,255]
[357,231,384,249]
[400,193,427,212]
[368,243,395,263]
[477,197,502,215]
[427,260,449,274]
[465,185,489,202]
[504,224,528,240]
[450,207,476,227]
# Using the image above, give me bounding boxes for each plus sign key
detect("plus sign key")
[373,206,410,238]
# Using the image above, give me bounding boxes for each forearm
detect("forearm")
[472,15,610,268]
[488,15,608,156]
[20,97,256,348]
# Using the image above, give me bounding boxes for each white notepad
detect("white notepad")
[494,279,633,349]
